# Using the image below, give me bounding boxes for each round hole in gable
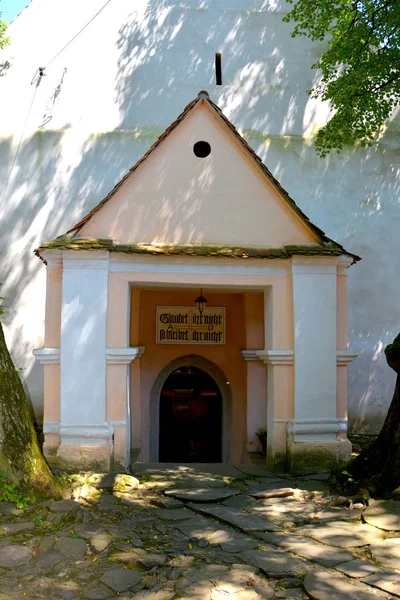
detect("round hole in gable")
[193,141,211,158]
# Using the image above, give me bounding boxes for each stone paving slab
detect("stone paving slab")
[249,487,295,499]
[209,528,260,553]
[222,494,257,509]
[304,571,389,599]
[100,566,142,592]
[190,503,281,532]
[0,521,35,534]
[256,532,355,567]
[363,571,400,597]
[238,549,309,577]
[311,507,362,522]
[0,501,22,516]
[90,533,112,553]
[368,538,400,570]
[165,487,241,502]
[296,521,384,548]
[363,500,400,531]
[249,499,315,524]
[53,537,88,560]
[152,507,194,520]
[153,497,184,509]
[49,499,81,513]
[334,559,384,578]
[0,544,32,567]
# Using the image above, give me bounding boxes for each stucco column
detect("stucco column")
[106,347,144,469]
[257,277,294,471]
[33,249,62,463]
[241,292,266,455]
[106,278,143,468]
[289,256,348,473]
[58,250,110,469]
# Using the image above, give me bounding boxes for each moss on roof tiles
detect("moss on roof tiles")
[35,239,359,264]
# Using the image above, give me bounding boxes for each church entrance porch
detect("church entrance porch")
[159,365,222,463]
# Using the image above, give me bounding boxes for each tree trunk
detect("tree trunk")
[0,322,61,498]
[349,333,400,494]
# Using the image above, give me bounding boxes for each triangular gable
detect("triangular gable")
[36,91,359,263]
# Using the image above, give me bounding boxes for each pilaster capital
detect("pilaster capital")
[338,255,354,274]
[240,350,260,361]
[62,250,109,270]
[256,349,294,365]
[291,255,338,274]
[337,349,358,365]
[40,249,62,269]
[33,347,60,364]
[106,347,145,364]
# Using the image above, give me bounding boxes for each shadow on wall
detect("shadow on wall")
[0,1,399,431]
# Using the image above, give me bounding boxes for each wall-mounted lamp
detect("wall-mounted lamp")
[195,288,208,315]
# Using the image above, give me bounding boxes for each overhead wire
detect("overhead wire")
[0,0,113,211]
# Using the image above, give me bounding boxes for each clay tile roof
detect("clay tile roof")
[36,91,360,264]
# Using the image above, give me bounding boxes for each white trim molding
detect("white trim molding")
[289,418,348,436]
[240,350,260,361]
[337,349,358,365]
[62,250,109,271]
[33,348,60,364]
[106,346,145,364]
[288,418,348,442]
[256,349,294,365]
[59,423,112,445]
[109,253,291,275]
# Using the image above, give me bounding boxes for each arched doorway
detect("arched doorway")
[159,366,222,462]
[149,355,232,463]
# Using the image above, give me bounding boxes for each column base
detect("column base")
[288,437,352,475]
[44,443,111,471]
[43,424,115,471]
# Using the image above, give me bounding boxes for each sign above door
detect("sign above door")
[156,306,226,344]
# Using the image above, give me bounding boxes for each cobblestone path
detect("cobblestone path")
[0,463,399,599]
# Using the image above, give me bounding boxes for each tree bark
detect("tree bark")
[0,322,61,498]
[349,332,400,494]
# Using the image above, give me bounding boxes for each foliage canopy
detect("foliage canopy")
[0,10,9,50]
[284,0,400,155]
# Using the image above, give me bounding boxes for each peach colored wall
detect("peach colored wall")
[245,293,264,349]
[274,366,294,420]
[337,366,348,420]
[106,365,126,422]
[43,364,60,422]
[44,267,62,347]
[268,275,294,349]
[244,293,267,452]
[80,102,318,248]
[337,273,348,350]
[107,272,130,347]
[134,289,247,463]
[43,266,61,444]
